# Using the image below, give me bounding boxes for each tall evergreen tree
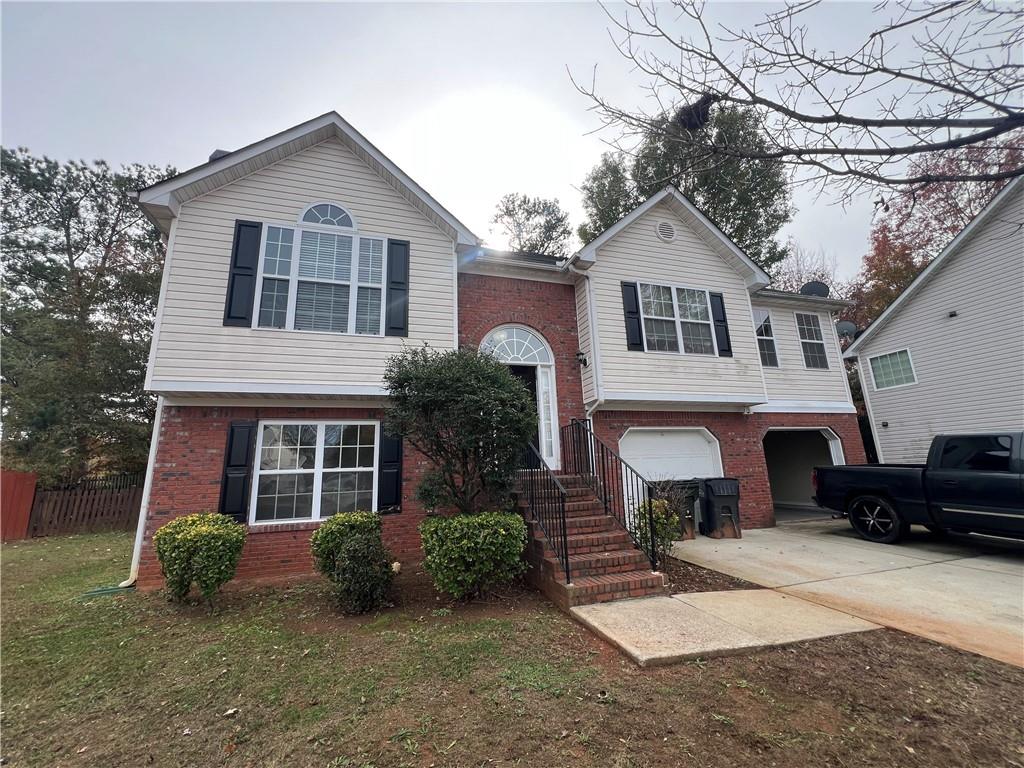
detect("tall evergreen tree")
[1,148,173,483]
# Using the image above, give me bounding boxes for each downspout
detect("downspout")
[120,395,164,587]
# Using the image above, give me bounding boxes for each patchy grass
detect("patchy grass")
[3,532,1023,767]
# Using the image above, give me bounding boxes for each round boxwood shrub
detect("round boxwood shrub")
[310,511,394,614]
[419,512,527,599]
[152,513,246,604]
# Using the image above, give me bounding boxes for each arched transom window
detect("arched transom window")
[254,201,386,336]
[301,203,354,228]
[481,326,553,365]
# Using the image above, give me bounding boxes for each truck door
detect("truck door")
[926,434,1024,536]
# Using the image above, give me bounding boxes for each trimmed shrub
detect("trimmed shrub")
[633,498,680,567]
[152,513,246,604]
[420,512,527,599]
[310,511,393,614]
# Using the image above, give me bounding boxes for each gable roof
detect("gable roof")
[569,186,772,290]
[134,112,481,246]
[844,175,1024,358]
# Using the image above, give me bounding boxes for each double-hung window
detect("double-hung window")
[795,313,829,369]
[638,282,716,355]
[252,420,378,524]
[869,349,917,390]
[752,308,779,367]
[254,203,386,335]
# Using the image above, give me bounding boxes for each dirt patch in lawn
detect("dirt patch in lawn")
[662,555,763,593]
[3,533,1023,768]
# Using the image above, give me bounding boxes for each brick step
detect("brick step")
[564,530,634,555]
[564,515,617,535]
[561,549,650,578]
[564,500,606,517]
[564,570,667,606]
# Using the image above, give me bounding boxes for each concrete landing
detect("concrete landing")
[570,589,878,667]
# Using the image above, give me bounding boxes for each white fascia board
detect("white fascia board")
[150,380,388,397]
[749,400,858,414]
[844,176,1024,358]
[603,390,768,406]
[573,188,672,265]
[137,112,481,246]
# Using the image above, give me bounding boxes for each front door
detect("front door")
[507,365,540,456]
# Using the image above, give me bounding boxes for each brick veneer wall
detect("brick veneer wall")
[135,404,431,590]
[457,273,586,428]
[591,411,866,528]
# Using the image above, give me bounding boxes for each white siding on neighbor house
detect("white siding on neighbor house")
[149,138,457,392]
[588,203,767,403]
[750,301,850,405]
[856,183,1024,463]
[574,277,598,403]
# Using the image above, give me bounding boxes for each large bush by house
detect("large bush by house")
[383,346,536,514]
[152,513,246,604]
[310,511,393,614]
[633,498,680,567]
[419,512,527,599]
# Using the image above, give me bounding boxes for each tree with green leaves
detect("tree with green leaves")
[383,346,536,515]
[490,193,572,258]
[577,106,793,272]
[1,148,173,483]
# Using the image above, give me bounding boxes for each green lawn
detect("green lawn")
[2,532,1022,767]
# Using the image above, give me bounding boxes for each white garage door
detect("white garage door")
[619,429,722,481]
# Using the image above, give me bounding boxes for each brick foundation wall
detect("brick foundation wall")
[591,411,866,528]
[135,404,431,591]
[458,273,586,428]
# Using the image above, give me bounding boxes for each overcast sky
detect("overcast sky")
[2,1,881,277]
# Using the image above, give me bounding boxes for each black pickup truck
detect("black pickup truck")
[814,432,1024,543]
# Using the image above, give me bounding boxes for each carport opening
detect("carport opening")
[763,430,835,523]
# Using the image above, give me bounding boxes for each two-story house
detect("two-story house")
[844,176,1024,464]
[124,112,864,591]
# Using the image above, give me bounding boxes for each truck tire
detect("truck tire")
[847,495,908,544]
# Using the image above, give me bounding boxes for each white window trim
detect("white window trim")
[251,207,390,337]
[248,419,380,526]
[636,280,718,357]
[300,201,358,229]
[752,307,781,368]
[867,348,918,391]
[794,312,830,371]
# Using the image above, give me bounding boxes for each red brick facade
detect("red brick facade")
[136,404,432,590]
[457,273,586,429]
[591,410,866,528]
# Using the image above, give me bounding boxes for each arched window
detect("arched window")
[480,326,553,365]
[300,202,354,228]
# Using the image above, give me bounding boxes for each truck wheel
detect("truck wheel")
[847,495,908,544]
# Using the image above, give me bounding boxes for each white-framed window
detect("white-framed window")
[253,202,387,336]
[638,282,717,355]
[752,308,779,367]
[251,420,379,524]
[795,313,829,369]
[869,348,917,390]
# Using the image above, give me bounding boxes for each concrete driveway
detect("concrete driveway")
[673,517,1024,667]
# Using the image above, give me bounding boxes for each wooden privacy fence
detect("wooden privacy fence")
[28,472,144,537]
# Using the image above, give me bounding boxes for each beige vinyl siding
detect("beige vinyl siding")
[751,302,849,403]
[857,183,1024,463]
[575,277,597,403]
[149,138,457,391]
[589,203,767,401]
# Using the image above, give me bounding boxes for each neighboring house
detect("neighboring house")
[844,177,1024,464]
[125,112,864,591]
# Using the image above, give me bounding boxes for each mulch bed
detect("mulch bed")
[661,555,763,593]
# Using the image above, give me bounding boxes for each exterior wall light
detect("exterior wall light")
[575,351,589,367]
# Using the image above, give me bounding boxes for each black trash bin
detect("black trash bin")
[699,478,741,538]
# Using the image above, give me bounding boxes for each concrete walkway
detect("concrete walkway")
[673,519,1024,667]
[571,589,878,666]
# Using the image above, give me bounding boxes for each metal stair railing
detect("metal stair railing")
[518,443,571,584]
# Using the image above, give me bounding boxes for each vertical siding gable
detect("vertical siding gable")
[150,138,457,390]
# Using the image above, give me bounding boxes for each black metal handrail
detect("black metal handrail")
[560,418,660,572]
[518,443,571,584]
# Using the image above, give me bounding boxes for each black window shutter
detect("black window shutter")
[219,421,257,523]
[223,220,263,327]
[385,239,410,337]
[377,433,403,513]
[621,282,644,351]
[709,292,733,357]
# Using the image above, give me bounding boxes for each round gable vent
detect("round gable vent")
[656,220,676,242]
